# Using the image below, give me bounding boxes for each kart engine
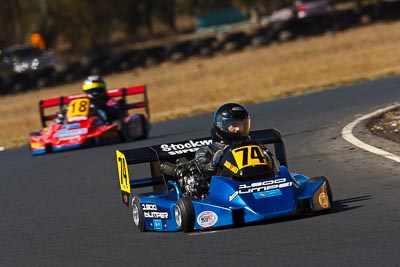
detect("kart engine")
[162,159,209,200]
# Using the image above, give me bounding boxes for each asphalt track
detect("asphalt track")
[1,76,400,267]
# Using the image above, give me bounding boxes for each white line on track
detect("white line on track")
[189,230,219,236]
[342,103,400,163]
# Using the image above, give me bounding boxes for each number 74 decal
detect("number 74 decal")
[116,150,130,206]
[231,145,272,170]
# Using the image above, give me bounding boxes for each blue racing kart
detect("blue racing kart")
[116,128,333,232]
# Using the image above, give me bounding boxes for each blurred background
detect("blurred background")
[1,0,400,95]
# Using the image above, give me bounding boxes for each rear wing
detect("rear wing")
[116,128,287,206]
[39,85,149,127]
[106,85,150,120]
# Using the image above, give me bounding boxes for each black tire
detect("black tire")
[139,114,149,139]
[117,120,130,142]
[175,197,195,232]
[132,196,146,232]
[309,176,333,209]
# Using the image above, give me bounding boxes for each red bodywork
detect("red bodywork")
[29,85,150,155]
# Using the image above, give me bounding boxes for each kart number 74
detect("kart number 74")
[116,150,131,206]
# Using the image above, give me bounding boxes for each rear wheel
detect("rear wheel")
[175,197,195,232]
[139,114,149,139]
[132,197,146,232]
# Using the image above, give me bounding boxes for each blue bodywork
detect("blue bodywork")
[117,128,332,232]
[134,165,329,231]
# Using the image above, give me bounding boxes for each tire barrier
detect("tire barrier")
[1,1,400,95]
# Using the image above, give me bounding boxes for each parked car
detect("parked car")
[270,0,333,22]
[295,0,333,18]
[0,44,65,92]
[0,44,60,74]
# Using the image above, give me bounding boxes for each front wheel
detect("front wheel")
[175,197,195,232]
[132,196,146,232]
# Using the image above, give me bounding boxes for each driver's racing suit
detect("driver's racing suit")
[54,96,122,125]
[90,96,122,124]
[168,139,280,200]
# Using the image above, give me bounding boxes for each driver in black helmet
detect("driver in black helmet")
[82,75,122,124]
[195,102,253,180]
[169,103,279,199]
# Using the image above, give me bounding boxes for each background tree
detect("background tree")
[1,0,23,46]
[0,0,383,53]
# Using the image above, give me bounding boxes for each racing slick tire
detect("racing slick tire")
[120,114,148,141]
[139,114,149,139]
[175,197,195,233]
[132,196,146,232]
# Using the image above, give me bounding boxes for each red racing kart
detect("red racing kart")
[29,85,150,155]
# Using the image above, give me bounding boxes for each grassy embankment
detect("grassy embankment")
[1,21,400,149]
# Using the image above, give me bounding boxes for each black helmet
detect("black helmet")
[82,75,106,99]
[212,103,251,144]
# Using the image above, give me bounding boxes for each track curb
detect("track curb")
[342,103,400,163]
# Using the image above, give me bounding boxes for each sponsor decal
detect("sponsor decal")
[160,139,212,155]
[153,219,163,230]
[67,116,87,122]
[253,189,282,199]
[229,178,293,201]
[54,128,88,138]
[231,106,244,111]
[58,137,81,142]
[62,123,81,129]
[142,203,169,219]
[197,211,218,228]
[224,160,239,174]
[318,192,329,209]
[123,195,129,205]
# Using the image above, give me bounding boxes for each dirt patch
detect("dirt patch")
[368,108,400,143]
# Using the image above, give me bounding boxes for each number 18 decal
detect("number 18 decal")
[232,145,270,170]
[67,98,90,118]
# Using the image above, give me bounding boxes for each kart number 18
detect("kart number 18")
[67,98,90,118]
